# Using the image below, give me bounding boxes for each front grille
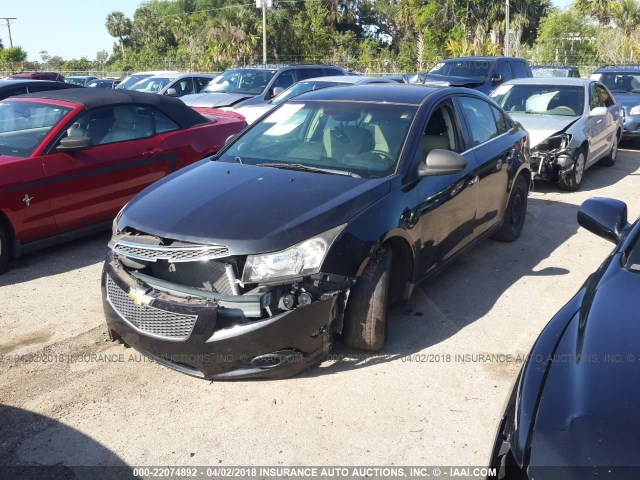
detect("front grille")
[113,240,229,263]
[106,276,197,340]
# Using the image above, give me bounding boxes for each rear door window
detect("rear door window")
[494,61,512,81]
[458,96,500,146]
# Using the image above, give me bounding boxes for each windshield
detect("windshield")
[532,68,571,78]
[428,60,493,80]
[130,77,172,93]
[0,101,71,157]
[492,84,585,116]
[116,74,153,90]
[219,100,416,179]
[270,81,343,106]
[203,69,277,95]
[598,73,640,94]
[65,78,86,86]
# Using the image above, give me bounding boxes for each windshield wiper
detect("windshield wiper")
[256,162,361,178]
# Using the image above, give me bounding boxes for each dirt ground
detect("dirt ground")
[1,146,639,469]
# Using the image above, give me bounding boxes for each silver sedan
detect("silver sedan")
[491,77,623,191]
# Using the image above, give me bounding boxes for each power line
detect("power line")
[0,17,16,47]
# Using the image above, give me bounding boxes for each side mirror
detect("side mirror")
[225,134,236,145]
[56,136,93,152]
[270,86,284,98]
[577,197,628,243]
[589,106,608,117]
[418,149,467,177]
[166,87,178,96]
[491,74,503,84]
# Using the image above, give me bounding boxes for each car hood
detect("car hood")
[508,113,580,147]
[119,160,390,255]
[528,266,640,476]
[612,92,640,110]
[422,74,485,88]
[181,92,255,108]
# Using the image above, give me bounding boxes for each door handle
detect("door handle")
[467,175,479,186]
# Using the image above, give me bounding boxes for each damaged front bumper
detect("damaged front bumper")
[102,250,351,380]
[529,134,575,183]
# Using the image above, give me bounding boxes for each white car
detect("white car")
[115,71,180,91]
[491,77,623,191]
[128,73,217,97]
[228,75,396,124]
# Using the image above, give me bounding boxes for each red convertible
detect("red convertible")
[0,89,247,272]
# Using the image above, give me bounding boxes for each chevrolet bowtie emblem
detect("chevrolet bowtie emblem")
[23,194,34,207]
[128,288,152,306]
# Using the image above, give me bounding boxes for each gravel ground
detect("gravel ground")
[1,146,639,470]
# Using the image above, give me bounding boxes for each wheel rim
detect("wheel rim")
[575,153,585,184]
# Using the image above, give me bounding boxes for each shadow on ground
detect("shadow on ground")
[0,404,132,479]
[0,232,110,288]
[306,196,579,376]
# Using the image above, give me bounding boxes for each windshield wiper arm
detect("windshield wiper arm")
[256,162,361,178]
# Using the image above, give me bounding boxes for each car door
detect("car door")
[594,83,620,162]
[585,83,609,161]
[42,104,171,233]
[411,99,479,277]
[455,95,513,237]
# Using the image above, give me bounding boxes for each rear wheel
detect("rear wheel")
[492,175,528,242]
[343,248,392,351]
[599,135,618,167]
[0,221,10,274]
[558,149,585,191]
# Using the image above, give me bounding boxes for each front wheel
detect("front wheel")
[492,175,529,242]
[343,248,392,351]
[558,149,585,191]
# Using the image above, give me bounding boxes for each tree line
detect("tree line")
[1,0,640,74]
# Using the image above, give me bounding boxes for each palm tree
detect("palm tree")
[574,0,615,24]
[106,11,133,57]
[612,0,640,35]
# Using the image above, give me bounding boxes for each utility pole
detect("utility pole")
[504,0,510,56]
[0,17,16,47]
[262,1,267,65]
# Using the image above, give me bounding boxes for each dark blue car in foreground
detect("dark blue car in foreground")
[592,66,640,139]
[490,197,640,479]
[102,85,531,379]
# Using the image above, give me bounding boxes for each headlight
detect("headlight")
[536,133,571,152]
[629,105,640,115]
[241,224,346,283]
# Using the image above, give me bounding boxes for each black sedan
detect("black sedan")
[102,84,531,379]
[0,79,80,100]
[489,197,640,479]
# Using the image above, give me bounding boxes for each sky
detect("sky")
[4,0,573,62]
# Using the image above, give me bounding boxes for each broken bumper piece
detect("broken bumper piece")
[102,253,343,380]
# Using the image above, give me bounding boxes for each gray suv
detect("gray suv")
[181,64,347,109]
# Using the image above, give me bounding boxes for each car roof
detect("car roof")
[302,75,393,84]
[595,65,640,73]
[291,83,438,105]
[0,79,68,88]
[442,56,528,62]
[13,88,208,128]
[503,77,591,86]
[146,73,217,81]
[66,75,95,79]
[531,65,577,69]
